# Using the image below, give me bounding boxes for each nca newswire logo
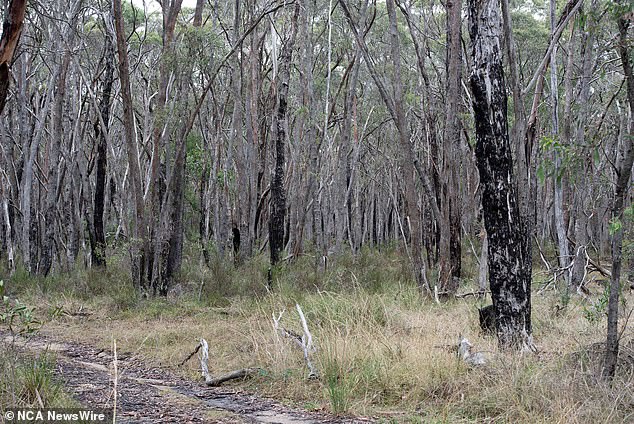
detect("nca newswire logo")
[4,408,111,423]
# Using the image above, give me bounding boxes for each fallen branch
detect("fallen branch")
[272,311,303,347]
[200,338,211,381]
[434,290,490,299]
[272,305,318,378]
[179,342,201,367]
[296,304,318,378]
[587,257,611,278]
[196,338,260,386]
[205,368,260,387]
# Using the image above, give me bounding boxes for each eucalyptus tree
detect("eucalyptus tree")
[468,0,534,349]
[603,0,634,381]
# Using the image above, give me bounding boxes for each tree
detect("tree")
[270,3,300,266]
[468,0,533,350]
[439,0,464,294]
[0,0,27,115]
[603,1,634,380]
[113,0,148,289]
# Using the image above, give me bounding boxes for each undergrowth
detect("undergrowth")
[0,243,632,422]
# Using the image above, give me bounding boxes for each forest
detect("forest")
[0,0,633,422]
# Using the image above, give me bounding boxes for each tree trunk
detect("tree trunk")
[270,3,299,266]
[570,0,597,290]
[468,0,533,350]
[341,0,428,289]
[603,8,634,381]
[0,0,27,115]
[113,0,148,290]
[40,44,73,276]
[91,34,115,268]
[550,0,570,285]
[439,0,463,294]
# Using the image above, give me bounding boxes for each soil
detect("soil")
[2,332,372,423]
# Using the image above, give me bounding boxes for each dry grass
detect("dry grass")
[3,248,634,422]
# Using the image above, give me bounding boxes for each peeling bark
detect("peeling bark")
[0,0,27,115]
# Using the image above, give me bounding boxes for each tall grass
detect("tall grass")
[0,348,77,412]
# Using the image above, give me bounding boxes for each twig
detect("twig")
[197,338,259,386]
[534,235,552,272]
[179,342,201,367]
[296,303,318,378]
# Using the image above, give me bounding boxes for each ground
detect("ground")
[1,251,633,422]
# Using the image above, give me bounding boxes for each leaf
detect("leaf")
[609,218,622,235]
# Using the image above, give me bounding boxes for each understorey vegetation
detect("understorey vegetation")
[1,247,633,422]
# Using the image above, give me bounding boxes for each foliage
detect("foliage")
[582,284,610,324]
[0,348,76,412]
[0,280,41,337]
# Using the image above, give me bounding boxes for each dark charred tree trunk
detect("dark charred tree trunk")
[269,4,299,266]
[468,0,533,350]
[603,8,634,381]
[91,34,115,268]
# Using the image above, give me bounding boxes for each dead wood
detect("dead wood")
[195,338,261,386]
[205,368,260,387]
[179,342,201,367]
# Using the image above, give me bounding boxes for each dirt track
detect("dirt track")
[2,332,372,423]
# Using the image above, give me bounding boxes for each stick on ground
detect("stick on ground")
[197,338,260,386]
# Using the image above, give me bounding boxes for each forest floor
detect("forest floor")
[2,331,368,423]
[2,251,634,422]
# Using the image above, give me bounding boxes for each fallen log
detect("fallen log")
[187,338,261,386]
[205,368,260,387]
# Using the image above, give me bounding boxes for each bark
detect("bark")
[20,71,54,274]
[478,231,488,294]
[269,3,299,266]
[194,0,204,27]
[91,34,115,268]
[603,8,634,381]
[40,39,74,276]
[292,0,321,258]
[468,0,533,350]
[113,0,148,289]
[149,0,188,295]
[0,0,27,115]
[570,0,597,289]
[439,0,463,294]
[229,0,247,262]
[550,0,570,285]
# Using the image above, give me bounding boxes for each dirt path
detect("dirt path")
[2,332,371,423]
